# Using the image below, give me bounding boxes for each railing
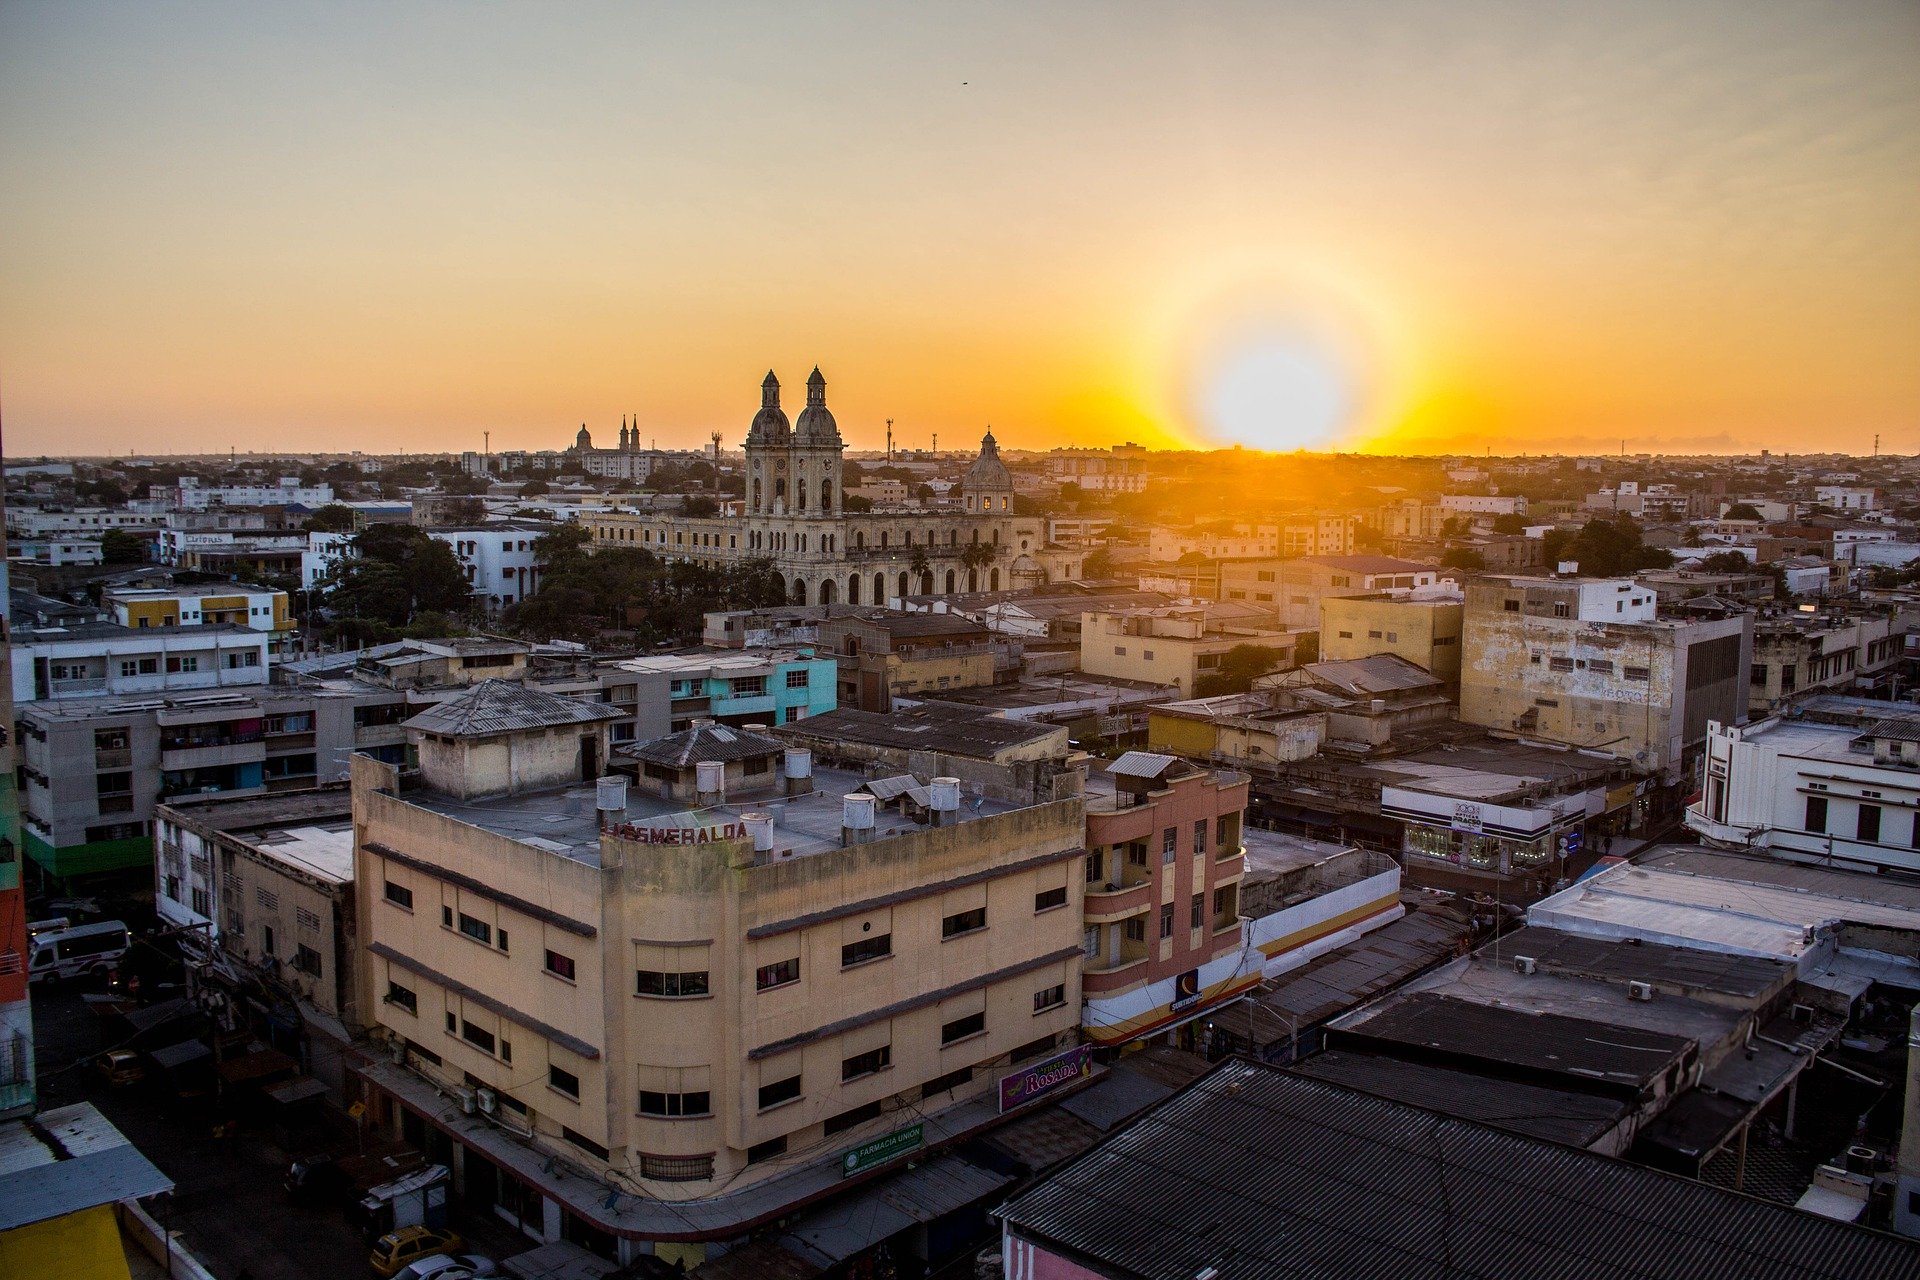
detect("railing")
[94,749,133,769]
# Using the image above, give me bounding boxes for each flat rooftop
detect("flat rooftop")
[774,704,1064,758]
[13,621,260,644]
[1239,826,1363,880]
[617,648,823,675]
[407,762,1024,867]
[911,673,1174,715]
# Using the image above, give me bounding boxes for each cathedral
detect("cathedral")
[583,369,1082,604]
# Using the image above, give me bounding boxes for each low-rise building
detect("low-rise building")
[350,680,1086,1261]
[11,622,268,705]
[425,521,555,616]
[603,648,837,733]
[1079,606,1305,696]
[819,610,997,712]
[104,583,296,654]
[1749,608,1916,713]
[1459,575,1752,779]
[1317,592,1464,684]
[10,537,103,567]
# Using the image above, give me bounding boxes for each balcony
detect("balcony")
[94,749,133,769]
[162,740,267,771]
[1083,882,1152,923]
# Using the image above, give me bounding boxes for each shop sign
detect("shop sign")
[999,1045,1093,1113]
[1450,802,1484,834]
[841,1123,923,1177]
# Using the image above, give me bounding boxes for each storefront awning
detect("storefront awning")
[777,1154,1012,1269]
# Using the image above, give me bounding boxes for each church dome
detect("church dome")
[793,366,842,444]
[962,429,1013,492]
[747,370,790,444]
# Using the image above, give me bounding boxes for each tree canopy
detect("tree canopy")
[1540,517,1673,576]
[319,525,474,642]
[1723,502,1763,521]
[504,526,788,644]
[1193,644,1291,698]
[302,504,358,532]
[100,529,148,564]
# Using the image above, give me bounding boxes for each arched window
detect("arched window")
[821,481,833,513]
[819,579,837,605]
[989,568,1000,591]
[898,572,910,599]
[848,575,861,605]
[971,529,980,544]
[968,570,978,591]
[944,569,955,594]
[791,577,808,605]
[752,479,761,509]
[874,572,885,603]
[856,531,865,549]
[949,530,957,546]
[880,532,889,549]
[992,528,999,544]
[775,477,787,506]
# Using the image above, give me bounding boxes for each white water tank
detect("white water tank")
[743,812,775,853]
[784,749,813,780]
[930,777,962,825]
[596,775,629,814]
[842,793,876,832]
[696,760,726,798]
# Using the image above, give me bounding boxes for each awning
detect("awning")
[776,1154,1012,1268]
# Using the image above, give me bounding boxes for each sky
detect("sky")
[1,1,1916,459]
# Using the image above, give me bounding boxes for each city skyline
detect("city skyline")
[2,2,1915,459]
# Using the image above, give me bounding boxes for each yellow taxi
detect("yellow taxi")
[370,1226,464,1278]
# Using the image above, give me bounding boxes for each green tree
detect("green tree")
[1441,547,1486,571]
[1723,502,1763,521]
[519,479,551,498]
[302,504,358,532]
[1193,644,1290,698]
[681,494,720,517]
[100,529,148,564]
[1542,516,1671,576]
[1695,550,1754,574]
[1083,547,1117,579]
[844,494,874,513]
[1490,513,1526,535]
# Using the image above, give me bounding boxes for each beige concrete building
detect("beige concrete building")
[1319,593,1465,685]
[1459,576,1752,781]
[1079,607,1305,696]
[351,680,1086,1261]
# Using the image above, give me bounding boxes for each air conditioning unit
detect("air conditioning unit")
[1627,980,1654,1002]
[455,1087,477,1115]
[476,1088,497,1115]
[1513,956,1537,975]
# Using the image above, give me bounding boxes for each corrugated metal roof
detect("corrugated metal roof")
[1290,1050,1629,1148]
[0,1103,173,1230]
[618,723,784,768]
[998,1061,1920,1280]
[779,1153,1012,1268]
[1107,751,1177,779]
[1303,653,1443,695]
[403,678,622,737]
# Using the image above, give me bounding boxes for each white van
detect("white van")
[28,920,131,985]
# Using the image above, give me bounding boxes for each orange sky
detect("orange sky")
[2,2,1916,458]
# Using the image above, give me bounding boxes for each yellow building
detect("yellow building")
[351,680,1086,1261]
[105,583,295,650]
[1146,691,1328,769]
[0,1103,175,1280]
[1079,607,1305,696]
[1318,593,1465,685]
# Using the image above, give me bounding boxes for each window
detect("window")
[842,1045,891,1080]
[441,905,453,928]
[636,969,710,998]
[841,934,892,967]
[1190,893,1204,928]
[785,669,809,689]
[1193,819,1208,853]
[1159,903,1175,939]
[942,907,987,938]
[496,928,509,954]
[1624,665,1651,681]
[824,1101,884,1135]
[1162,827,1178,862]
[294,944,322,976]
[545,1065,581,1098]
[1549,656,1575,673]
[457,913,491,945]
[1127,843,1147,867]
[1805,795,1828,834]
[545,949,577,981]
[461,1021,496,1054]
[922,1067,973,1098]
[1084,850,1105,883]
[256,887,280,911]
[1034,885,1068,912]
[1858,804,1882,844]
[941,1011,986,1044]
[564,1128,611,1161]
[758,1075,802,1109]
[746,1136,787,1165]
[386,981,417,1014]
[1011,1033,1058,1062]
[1033,984,1066,1013]
[1213,885,1234,916]
[1504,599,1520,612]
[1124,917,1146,942]
[757,957,800,990]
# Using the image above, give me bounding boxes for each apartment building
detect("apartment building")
[104,583,296,653]
[818,610,997,712]
[1230,556,1440,629]
[1146,524,1279,562]
[1439,494,1526,516]
[1043,445,1147,494]
[1459,576,1752,780]
[1318,593,1465,684]
[153,789,361,1092]
[17,684,409,883]
[11,622,269,705]
[156,476,335,509]
[350,680,1085,1261]
[1688,711,1920,876]
[1749,610,1914,714]
[426,522,554,616]
[614,649,837,732]
[1079,607,1305,695]
[1079,754,1251,1046]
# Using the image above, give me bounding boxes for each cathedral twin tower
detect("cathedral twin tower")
[745,367,845,519]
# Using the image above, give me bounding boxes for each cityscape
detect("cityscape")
[3,6,1919,1280]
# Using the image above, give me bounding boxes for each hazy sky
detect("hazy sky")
[2,1,1915,458]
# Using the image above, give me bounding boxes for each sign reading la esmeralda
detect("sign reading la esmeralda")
[840,1123,923,1177]
[998,1044,1093,1113]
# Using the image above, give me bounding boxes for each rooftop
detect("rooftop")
[998,1060,1920,1280]
[824,610,990,639]
[105,582,281,599]
[1295,554,1437,574]
[12,620,262,644]
[1290,1050,1629,1149]
[0,1103,174,1232]
[619,723,785,768]
[403,679,624,738]
[1297,653,1443,696]
[774,704,1065,758]
[408,761,1023,866]
[617,648,827,676]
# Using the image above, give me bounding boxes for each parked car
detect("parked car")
[369,1226,464,1278]
[395,1253,497,1280]
[95,1049,144,1086]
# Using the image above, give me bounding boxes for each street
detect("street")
[30,983,528,1280]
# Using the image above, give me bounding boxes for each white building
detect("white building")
[1815,486,1880,512]
[12,623,270,705]
[426,522,552,615]
[160,477,335,509]
[1440,494,1527,516]
[6,508,158,537]
[1688,714,1920,875]
[12,538,104,567]
[302,531,357,589]
[1044,445,1148,494]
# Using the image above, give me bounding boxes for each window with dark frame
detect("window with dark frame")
[757,1075,802,1109]
[841,1044,891,1080]
[1033,983,1066,1013]
[549,1065,580,1098]
[756,957,800,990]
[544,949,576,981]
[941,1011,985,1044]
[841,934,892,967]
[636,969,710,997]
[1034,886,1068,912]
[942,907,986,938]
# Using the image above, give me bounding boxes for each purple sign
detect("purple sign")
[999,1044,1093,1112]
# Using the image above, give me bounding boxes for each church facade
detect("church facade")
[582,369,1082,605]
[568,418,670,482]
